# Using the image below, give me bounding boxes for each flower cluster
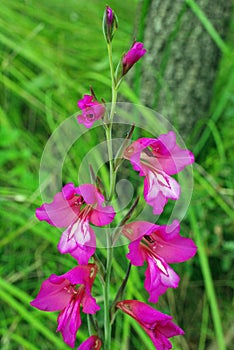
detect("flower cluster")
[32,184,114,347]
[31,6,197,350]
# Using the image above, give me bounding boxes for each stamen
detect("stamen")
[90,267,95,278]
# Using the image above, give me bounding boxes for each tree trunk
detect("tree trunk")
[136,0,232,137]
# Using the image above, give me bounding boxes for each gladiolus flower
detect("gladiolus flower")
[77,95,105,128]
[122,42,147,75]
[124,131,194,214]
[36,183,115,264]
[116,300,184,350]
[31,265,100,348]
[77,335,102,350]
[123,220,197,302]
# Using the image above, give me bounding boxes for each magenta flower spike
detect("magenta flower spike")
[77,94,105,128]
[124,131,194,215]
[77,335,102,350]
[36,183,115,264]
[30,265,100,348]
[31,8,198,349]
[122,42,147,75]
[123,220,197,302]
[117,300,184,350]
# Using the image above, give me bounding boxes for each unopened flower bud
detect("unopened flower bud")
[122,41,147,76]
[103,6,118,43]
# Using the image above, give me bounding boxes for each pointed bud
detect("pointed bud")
[103,6,118,43]
[122,41,147,76]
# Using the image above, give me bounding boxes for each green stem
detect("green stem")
[105,42,118,200]
[87,314,96,336]
[189,206,226,350]
[103,231,113,350]
[110,263,132,324]
[105,125,114,200]
[107,42,116,104]
[103,41,118,350]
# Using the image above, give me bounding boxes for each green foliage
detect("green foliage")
[0,0,234,349]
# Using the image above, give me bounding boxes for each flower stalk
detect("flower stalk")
[110,262,132,324]
[103,37,118,350]
[31,6,197,350]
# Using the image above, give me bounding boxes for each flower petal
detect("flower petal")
[150,220,197,263]
[77,335,102,350]
[126,240,145,266]
[35,183,79,227]
[89,205,116,226]
[70,244,96,265]
[57,296,82,348]
[59,265,98,286]
[76,184,105,205]
[145,253,180,303]
[30,276,71,312]
[152,131,194,175]
[144,170,180,214]
[117,300,171,324]
[82,294,101,314]
[58,220,96,265]
[122,221,155,241]
[78,95,93,109]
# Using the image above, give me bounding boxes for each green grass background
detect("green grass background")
[0,0,234,349]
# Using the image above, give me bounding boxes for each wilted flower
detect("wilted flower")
[122,42,147,75]
[77,335,102,350]
[77,95,105,128]
[123,220,197,302]
[116,300,184,350]
[36,183,115,264]
[31,265,100,348]
[124,131,194,214]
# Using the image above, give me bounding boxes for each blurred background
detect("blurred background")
[0,0,234,349]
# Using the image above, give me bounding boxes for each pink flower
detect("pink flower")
[36,183,115,264]
[124,131,194,214]
[116,300,184,350]
[123,220,197,302]
[77,95,105,128]
[122,42,147,75]
[30,265,100,348]
[77,335,102,350]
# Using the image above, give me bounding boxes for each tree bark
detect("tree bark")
[136,0,232,137]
